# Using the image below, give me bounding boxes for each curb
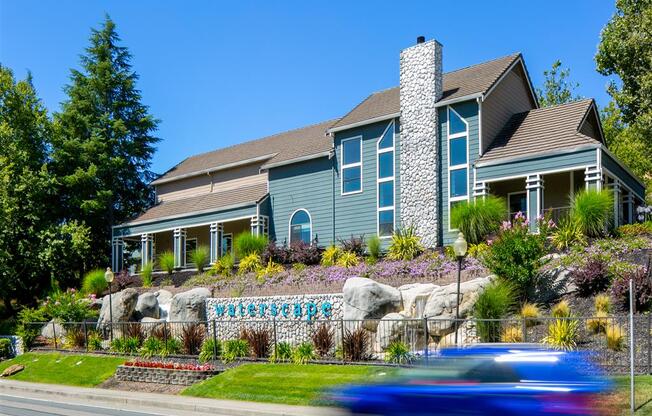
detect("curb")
[0,380,343,416]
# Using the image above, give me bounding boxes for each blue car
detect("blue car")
[327,345,612,415]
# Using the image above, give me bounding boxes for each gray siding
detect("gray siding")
[476,148,597,182]
[268,157,334,245]
[481,65,536,154]
[439,100,480,246]
[601,149,645,199]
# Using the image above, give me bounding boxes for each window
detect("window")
[341,137,362,194]
[185,238,197,265]
[289,209,312,244]
[508,192,527,219]
[448,107,469,230]
[377,122,395,237]
[221,234,232,257]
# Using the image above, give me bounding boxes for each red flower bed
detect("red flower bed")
[123,361,214,371]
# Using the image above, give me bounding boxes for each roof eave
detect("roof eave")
[433,93,484,108]
[475,143,600,168]
[260,151,332,170]
[327,112,400,134]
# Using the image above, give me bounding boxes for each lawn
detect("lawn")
[614,375,652,415]
[0,352,126,387]
[182,363,397,405]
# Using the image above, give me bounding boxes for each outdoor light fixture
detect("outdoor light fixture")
[104,267,115,342]
[453,232,467,345]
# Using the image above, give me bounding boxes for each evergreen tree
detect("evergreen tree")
[536,60,581,107]
[52,15,159,268]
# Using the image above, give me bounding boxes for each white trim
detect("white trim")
[151,154,277,185]
[434,93,483,108]
[600,145,647,188]
[116,214,255,238]
[288,208,313,244]
[260,151,332,170]
[570,171,575,200]
[327,112,401,134]
[376,121,395,239]
[603,167,644,200]
[483,56,539,109]
[475,144,599,168]
[340,135,363,195]
[477,97,483,156]
[447,106,470,232]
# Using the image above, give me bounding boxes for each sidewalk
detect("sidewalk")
[0,379,345,416]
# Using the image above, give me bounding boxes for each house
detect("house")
[111,37,646,272]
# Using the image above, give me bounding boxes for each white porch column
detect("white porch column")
[209,222,223,263]
[584,165,603,191]
[173,228,187,268]
[112,237,124,272]
[251,216,263,236]
[473,181,489,199]
[610,180,622,228]
[526,174,544,232]
[141,233,153,269]
[624,194,635,225]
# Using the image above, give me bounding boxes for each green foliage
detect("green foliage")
[586,311,608,335]
[468,242,490,259]
[474,281,515,342]
[162,337,182,357]
[43,289,96,323]
[450,196,507,245]
[336,251,359,268]
[139,336,164,358]
[384,341,414,365]
[520,303,540,327]
[238,253,262,275]
[256,259,284,282]
[551,300,572,318]
[606,323,625,351]
[552,217,587,250]
[387,227,423,261]
[321,246,342,267]
[222,339,249,363]
[211,254,234,277]
[81,269,108,296]
[367,235,382,261]
[270,341,293,362]
[189,246,209,273]
[543,319,579,351]
[500,326,523,343]
[234,232,268,258]
[158,251,175,276]
[110,336,140,354]
[16,307,47,348]
[87,332,103,351]
[0,338,12,359]
[618,222,652,237]
[292,342,316,364]
[536,60,581,107]
[199,339,221,363]
[141,262,154,288]
[51,16,160,270]
[571,190,613,237]
[595,294,612,314]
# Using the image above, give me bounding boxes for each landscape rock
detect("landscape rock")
[140,317,166,336]
[535,266,575,303]
[156,289,173,321]
[40,320,66,339]
[376,312,408,350]
[398,283,437,318]
[97,288,139,328]
[168,288,211,322]
[1,364,24,377]
[135,292,160,320]
[343,278,402,330]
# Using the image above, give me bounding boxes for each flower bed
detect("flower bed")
[116,361,219,385]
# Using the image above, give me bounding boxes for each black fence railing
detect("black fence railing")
[22,315,651,373]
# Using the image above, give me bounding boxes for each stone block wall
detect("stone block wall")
[115,365,217,385]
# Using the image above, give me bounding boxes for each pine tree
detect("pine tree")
[52,15,159,268]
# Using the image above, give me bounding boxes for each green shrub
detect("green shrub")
[238,253,262,275]
[482,216,546,300]
[222,339,249,363]
[586,311,608,334]
[468,242,490,259]
[43,289,97,323]
[87,332,103,351]
[321,245,342,266]
[0,338,12,359]
[595,294,612,313]
[234,232,268,258]
[111,336,141,354]
[256,259,284,282]
[543,318,578,350]
[336,251,359,268]
[199,339,221,363]
[162,337,183,357]
[500,326,523,343]
[552,217,587,250]
[82,269,108,296]
[211,254,234,277]
[571,189,613,238]
[618,222,652,237]
[551,300,571,318]
[387,227,423,261]
[269,341,293,362]
[606,323,625,351]
[474,281,515,342]
[367,235,382,261]
[159,251,176,275]
[292,342,316,364]
[190,246,210,273]
[139,336,164,358]
[384,341,414,365]
[450,196,507,245]
[520,302,540,327]
[141,262,154,288]
[17,307,48,348]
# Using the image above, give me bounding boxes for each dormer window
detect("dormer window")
[341,136,362,194]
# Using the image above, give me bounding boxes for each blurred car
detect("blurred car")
[327,345,612,416]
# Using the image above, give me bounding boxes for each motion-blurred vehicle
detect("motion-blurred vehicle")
[327,345,612,415]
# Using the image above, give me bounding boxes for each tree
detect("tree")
[52,15,159,269]
[536,60,582,107]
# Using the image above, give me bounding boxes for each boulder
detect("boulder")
[40,320,66,339]
[135,292,159,320]
[1,364,24,377]
[168,288,211,322]
[376,312,407,350]
[535,266,575,303]
[156,289,173,320]
[343,278,402,330]
[398,283,437,318]
[140,317,166,336]
[97,288,139,328]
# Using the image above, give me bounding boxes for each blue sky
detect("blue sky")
[1,1,616,174]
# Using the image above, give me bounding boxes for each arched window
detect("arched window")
[289,209,312,244]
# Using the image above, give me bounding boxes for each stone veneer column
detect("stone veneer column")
[399,39,443,247]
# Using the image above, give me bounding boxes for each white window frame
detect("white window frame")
[288,208,313,244]
[447,106,470,231]
[377,121,395,238]
[341,136,363,195]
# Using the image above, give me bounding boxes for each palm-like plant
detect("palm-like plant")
[570,189,613,238]
[190,246,209,273]
[450,196,507,244]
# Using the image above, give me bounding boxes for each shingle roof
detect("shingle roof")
[478,99,599,164]
[127,183,268,224]
[329,54,522,130]
[153,119,337,184]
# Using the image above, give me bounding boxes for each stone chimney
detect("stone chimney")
[399,37,443,247]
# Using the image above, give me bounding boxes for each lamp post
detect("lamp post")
[104,267,115,342]
[453,232,468,346]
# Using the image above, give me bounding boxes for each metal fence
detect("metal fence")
[23,315,652,373]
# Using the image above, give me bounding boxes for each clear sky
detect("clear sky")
[1,1,617,175]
